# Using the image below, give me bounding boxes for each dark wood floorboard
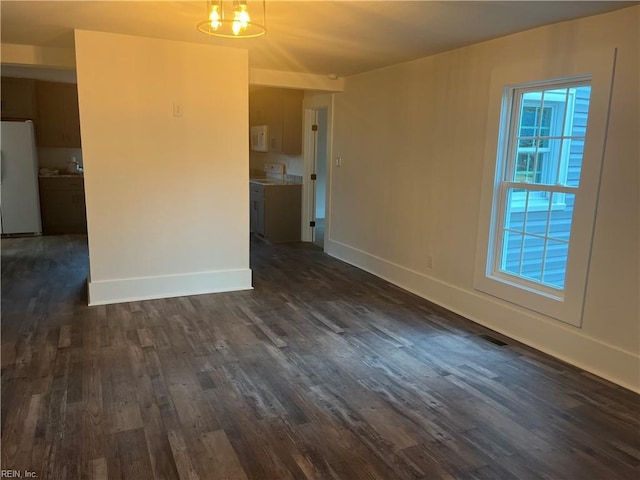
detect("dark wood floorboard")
[2,234,639,479]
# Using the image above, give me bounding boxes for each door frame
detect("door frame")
[301,93,334,244]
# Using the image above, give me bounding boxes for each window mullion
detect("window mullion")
[531,90,546,184]
[539,192,555,283]
[517,190,530,275]
[554,87,571,186]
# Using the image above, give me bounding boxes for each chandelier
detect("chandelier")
[197,0,267,39]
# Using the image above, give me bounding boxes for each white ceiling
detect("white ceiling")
[1,1,636,77]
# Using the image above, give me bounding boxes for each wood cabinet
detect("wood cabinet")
[250,182,301,242]
[250,87,303,155]
[35,81,81,147]
[1,77,36,119]
[281,91,303,154]
[250,184,266,235]
[39,176,87,234]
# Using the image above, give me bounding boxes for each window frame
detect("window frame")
[473,50,615,327]
[516,93,570,183]
[492,80,589,296]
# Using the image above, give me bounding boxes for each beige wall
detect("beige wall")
[328,7,639,390]
[249,68,344,92]
[75,30,251,304]
[1,43,75,69]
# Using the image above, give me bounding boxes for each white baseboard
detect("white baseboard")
[325,238,640,393]
[88,268,252,306]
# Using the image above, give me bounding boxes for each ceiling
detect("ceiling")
[1,1,636,77]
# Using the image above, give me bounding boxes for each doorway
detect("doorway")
[312,108,328,248]
[302,94,333,248]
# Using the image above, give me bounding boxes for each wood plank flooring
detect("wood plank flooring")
[2,234,639,479]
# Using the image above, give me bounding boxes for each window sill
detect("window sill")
[473,272,580,327]
[488,271,564,301]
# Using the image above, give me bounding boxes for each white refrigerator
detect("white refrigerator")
[1,121,42,234]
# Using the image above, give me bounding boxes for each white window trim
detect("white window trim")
[493,81,585,292]
[473,49,616,327]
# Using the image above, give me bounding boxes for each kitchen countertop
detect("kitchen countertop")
[39,174,84,178]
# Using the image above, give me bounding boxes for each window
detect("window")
[496,81,591,292]
[473,50,614,327]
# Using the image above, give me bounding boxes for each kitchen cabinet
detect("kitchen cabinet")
[281,91,303,154]
[250,182,301,242]
[250,184,265,235]
[1,77,36,119]
[39,176,87,234]
[35,81,82,147]
[250,87,303,155]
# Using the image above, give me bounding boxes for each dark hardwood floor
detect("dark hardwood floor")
[2,234,639,479]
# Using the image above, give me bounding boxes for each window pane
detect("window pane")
[546,88,569,134]
[524,192,551,235]
[502,230,523,275]
[543,240,569,288]
[571,86,591,137]
[566,86,591,187]
[519,102,552,138]
[539,106,552,137]
[515,151,537,182]
[505,187,550,215]
[515,86,590,188]
[540,138,563,185]
[505,189,523,231]
[502,189,574,287]
[521,235,544,282]
[514,149,554,184]
[520,104,540,128]
[548,192,575,241]
[565,138,585,187]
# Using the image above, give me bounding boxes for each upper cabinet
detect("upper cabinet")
[35,81,81,148]
[250,87,303,155]
[1,78,37,119]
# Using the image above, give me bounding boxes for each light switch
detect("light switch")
[173,103,184,117]
[335,156,343,167]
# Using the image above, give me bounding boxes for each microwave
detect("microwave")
[250,125,269,152]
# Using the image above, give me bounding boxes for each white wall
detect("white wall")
[75,30,251,304]
[328,7,639,390]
